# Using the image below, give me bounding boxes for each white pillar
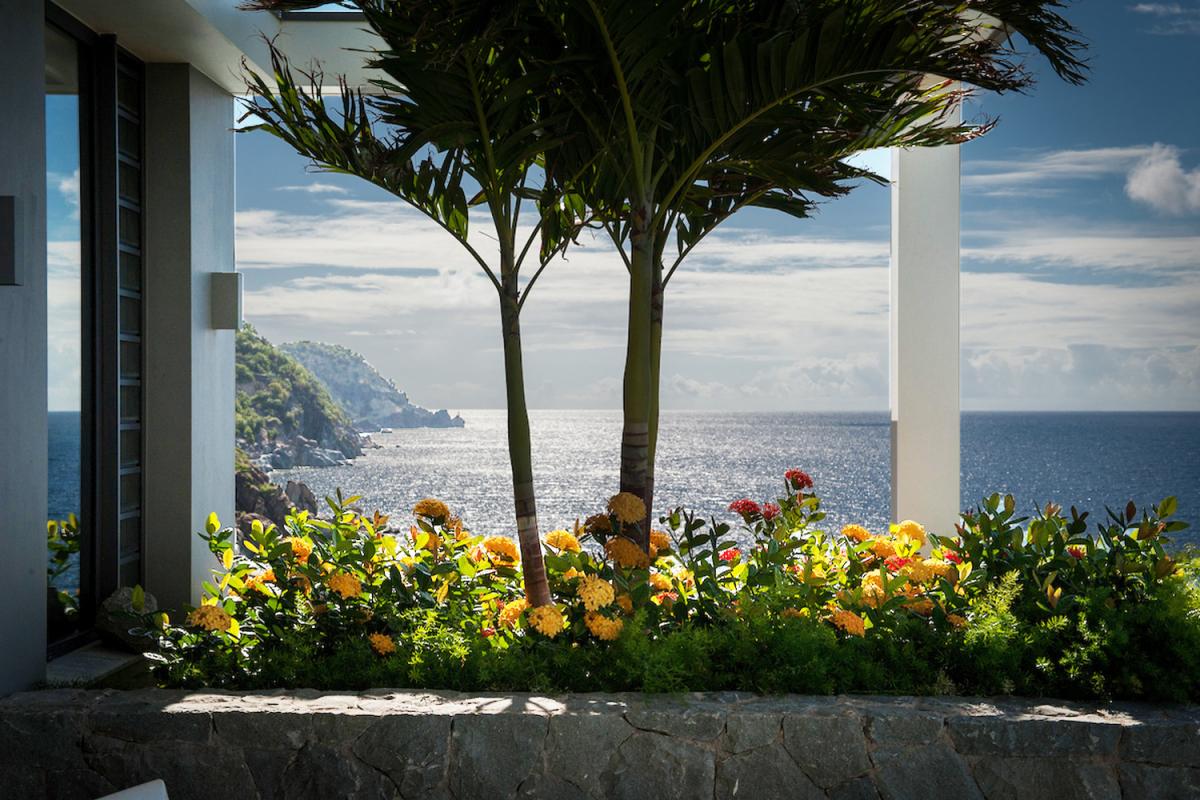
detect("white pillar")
[889,98,961,536]
[143,65,236,610]
[0,0,48,694]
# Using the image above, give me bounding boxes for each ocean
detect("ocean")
[265,410,1200,549]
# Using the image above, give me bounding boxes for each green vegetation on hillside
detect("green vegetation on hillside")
[235,325,361,459]
[281,340,463,430]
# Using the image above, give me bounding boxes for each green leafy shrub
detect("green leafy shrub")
[139,476,1200,701]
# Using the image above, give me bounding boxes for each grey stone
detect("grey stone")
[1118,763,1200,799]
[82,740,258,800]
[542,709,634,797]
[782,712,872,788]
[829,776,883,800]
[1122,721,1200,768]
[969,757,1120,800]
[352,713,451,800]
[722,712,782,754]
[89,708,212,744]
[867,711,944,747]
[625,704,725,741]
[716,742,825,800]
[603,731,715,800]
[948,715,1121,757]
[872,744,982,800]
[450,713,548,800]
[279,743,397,799]
[212,708,313,750]
[0,708,90,771]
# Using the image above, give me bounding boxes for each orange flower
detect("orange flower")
[607,492,646,525]
[842,524,872,543]
[327,572,362,600]
[498,598,529,628]
[368,632,396,656]
[605,537,650,569]
[286,537,313,562]
[483,536,519,565]
[830,608,866,637]
[649,530,671,552]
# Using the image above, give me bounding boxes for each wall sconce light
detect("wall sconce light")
[210,271,242,330]
[0,196,21,286]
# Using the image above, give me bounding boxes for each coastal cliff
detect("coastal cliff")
[280,340,465,431]
[235,325,363,468]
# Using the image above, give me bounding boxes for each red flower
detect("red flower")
[728,498,762,517]
[720,548,742,562]
[481,627,496,638]
[943,550,963,565]
[785,469,814,491]
[1067,546,1086,560]
[885,555,912,572]
[762,502,781,521]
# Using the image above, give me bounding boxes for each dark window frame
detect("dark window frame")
[46,3,145,660]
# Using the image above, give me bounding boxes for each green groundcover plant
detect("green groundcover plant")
[137,475,1200,702]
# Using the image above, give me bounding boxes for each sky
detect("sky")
[48,3,1200,412]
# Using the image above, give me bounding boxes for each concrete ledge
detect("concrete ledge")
[1,690,1197,799]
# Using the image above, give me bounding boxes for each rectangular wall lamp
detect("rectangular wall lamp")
[210,271,242,330]
[0,196,21,286]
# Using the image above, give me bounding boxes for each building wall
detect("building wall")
[0,1,49,695]
[143,64,235,611]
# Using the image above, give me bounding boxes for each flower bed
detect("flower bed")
[138,474,1200,701]
[2,689,1198,800]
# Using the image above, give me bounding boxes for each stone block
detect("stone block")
[715,742,825,800]
[603,731,715,800]
[782,712,872,788]
[872,743,982,800]
[449,712,548,800]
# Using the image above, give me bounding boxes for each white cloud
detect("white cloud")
[1129,3,1200,34]
[1125,144,1200,215]
[50,169,80,220]
[963,145,1157,192]
[275,182,350,195]
[237,193,1200,411]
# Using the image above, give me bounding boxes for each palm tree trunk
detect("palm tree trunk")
[644,263,663,536]
[620,207,655,550]
[500,292,551,607]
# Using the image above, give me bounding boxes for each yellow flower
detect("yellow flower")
[368,632,396,656]
[327,573,363,600]
[527,605,565,638]
[947,613,967,629]
[607,492,646,525]
[673,568,695,590]
[830,608,866,637]
[483,536,520,564]
[544,529,582,553]
[562,567,584,581]
[187,605,232,632]
[605,536,650,569]
[866,537,897,559]
[413,497,450,520]
[781,607,810,620]
[648,573,672,592]
[576,574,615,611]
[903,597,934,616]
[842,524,873,543]
[584,610,624,641]
[895,520,927,548]
[583,513,611,539]
[243,570,276,595]
[286,537,313,562]
[860,573,889,608]
[615,594,634,614]
[650,530,671,552]
[1046,583,1062,609]
[902,559,936,585]
[926,559,957,583]
[498,598,528,628]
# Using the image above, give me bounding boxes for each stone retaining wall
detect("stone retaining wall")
[2,689,1197,799]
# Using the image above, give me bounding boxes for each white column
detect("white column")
[143,65,236,610]
[0,0,48,694]
[889,97,961,536]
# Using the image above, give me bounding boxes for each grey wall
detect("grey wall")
[0,1,48,694]
[143,64,235,611]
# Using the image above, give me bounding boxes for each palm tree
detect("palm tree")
[538,0,1086,543]
[239,1,585,606]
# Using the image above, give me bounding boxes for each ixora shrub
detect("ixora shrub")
[138,477,1200,701]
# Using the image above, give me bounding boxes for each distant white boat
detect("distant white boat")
[379,427,394,434]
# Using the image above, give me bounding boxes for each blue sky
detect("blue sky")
[47,3,1200,412]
